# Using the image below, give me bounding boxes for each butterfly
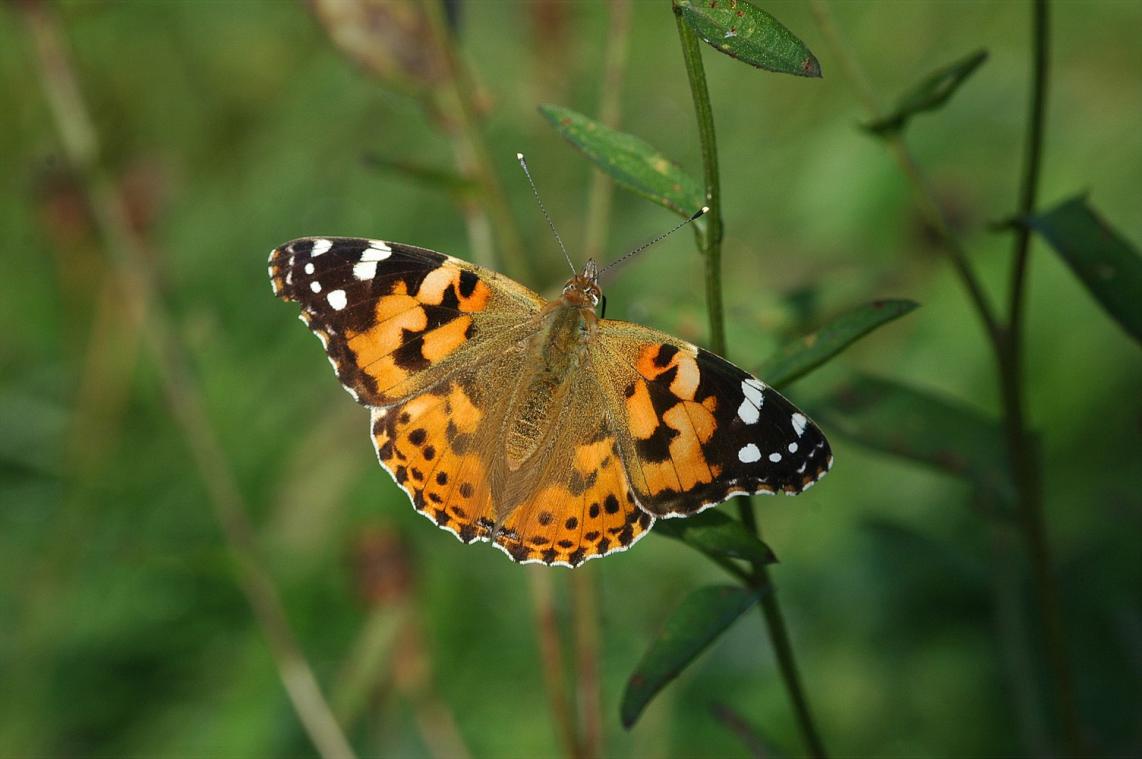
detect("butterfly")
[268,236,831,567]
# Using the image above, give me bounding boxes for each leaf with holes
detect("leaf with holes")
[864,49,988,136]
[759,299,919,388]
[1024,195,1142,343]
[674,0,821,78]
[654,509,778,566]
[810,374,1013,503]
[539,104,704,217]
[621,585,763,728]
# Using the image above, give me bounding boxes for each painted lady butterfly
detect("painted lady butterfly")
[269,236,831,567]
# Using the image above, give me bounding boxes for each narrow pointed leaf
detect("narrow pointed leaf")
[1024,195,1142,343]
[654,510,778,566]
[622,585,763,728]
[759,299,919,388]
[539,104,703,217]
[674,0,821,78]
[864,49,988,136]
[810,374,1012,501]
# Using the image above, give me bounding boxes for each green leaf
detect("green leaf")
[539,104,704,217]
[674,0,822,78]
[864,49,988,136]
[810,374,1012,502]
[1024,195,1142,343]
[759,299,919,388]
[621,585,763,728]
[654,510,778,566]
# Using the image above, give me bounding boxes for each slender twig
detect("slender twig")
[529,570,582,759]
[572,5,634,755]
[808,0,1082,752]
[807,0,1001,344]
[998,2,1083,752]
[674,10,827,758]
[572,570,602,759]
[23,5,355,758]
[424,0,530,279]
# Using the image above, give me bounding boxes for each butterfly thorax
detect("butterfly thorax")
[502,268,601,470]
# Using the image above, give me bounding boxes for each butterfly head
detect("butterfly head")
[562,259,601,308]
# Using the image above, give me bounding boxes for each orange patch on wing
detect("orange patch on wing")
[420,315,471,362]
[635,344,700,401]
[497,434,653,566]
[625,379,658,439]
[662,404,713,490]
[415,266,493,313]
[642,459,682,495]
[372,387,495,545]
[457,279,492,312]
[373,293,419,323]
[348,303,426,368]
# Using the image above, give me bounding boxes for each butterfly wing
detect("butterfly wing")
[269,237,543,406]
[592,320,832,517]
[370,359,654,567]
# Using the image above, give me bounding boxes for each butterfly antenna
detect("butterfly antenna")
[598,206,709,278]
[517,152,576,275]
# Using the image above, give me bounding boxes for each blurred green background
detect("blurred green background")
[3,0,1140,756]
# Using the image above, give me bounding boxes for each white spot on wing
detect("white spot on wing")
[737,397,760,424]
[304,262,315,275]
[788,442,798,453]
[737,378,766,424]
[769,452,782,463]
[738,443,761,463]
[792,413,807,437]
[327,289,348,310]
[310,280,322,293]
[310,239,332,256]
[353,260,377,281]
[365,241,392,257]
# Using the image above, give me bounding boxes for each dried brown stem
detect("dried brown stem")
[23,4,355,757]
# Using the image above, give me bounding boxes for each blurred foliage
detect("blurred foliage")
[2,1,1141,757]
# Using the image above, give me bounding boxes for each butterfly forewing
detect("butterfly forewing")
[269,237,542,405]
[593,322,832,517]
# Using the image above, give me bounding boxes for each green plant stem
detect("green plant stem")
[424,0,530,280]
[675,10,827,759]
[998,2,1083,753]
[674,10,725,353]
[23,4,355,758]
[809,0,1082,752]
